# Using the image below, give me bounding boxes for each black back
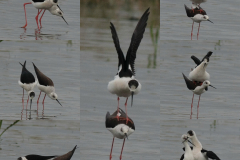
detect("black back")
[184,4,207,17]
[19,155,56,160]
[53,145,77,160]
[32,0,46,2]
[20,61,35,84]
[182,73,201,90]
[32,62,54,87]
[105,108,135,130]
[110,8,150,77]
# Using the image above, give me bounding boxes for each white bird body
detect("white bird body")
[31,0,56,9]
[188,133,206,160]
[18,79,38,95]
[107,124,134,139]
[189,59,210,82]
[190,15,210,23]
[37,84,56,100]
[190,0,207,5]
[181,134,194,160]
[108,76,141,98]
[191,81,209,95]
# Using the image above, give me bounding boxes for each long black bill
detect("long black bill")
[188,140,195,146]
[131,92,134,107]
[56,99,62,106]
[57,5,64,13]
[61,16,68,25]
[209,85,216,89]
[125,133,128,139]
[208,19,214,24]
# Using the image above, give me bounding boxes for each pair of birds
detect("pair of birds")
[22,0,68,30]
[19,61,62,110]
[184,0,213,40]
[182,51,216,118]
[18,145,77,160]
[106,7,150,160]
[181,130,220,160]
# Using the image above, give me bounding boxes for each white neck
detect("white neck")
[192,136,202,150]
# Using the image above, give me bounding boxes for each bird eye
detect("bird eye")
[58,12,62,15]
[120,128,123,132]
[203,16,206,19]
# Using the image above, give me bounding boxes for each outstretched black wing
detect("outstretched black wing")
[125,8,150,76]
[110,22,125,71]
[191,56,201,66]
[201,51,213,62]
[204,151,221,160]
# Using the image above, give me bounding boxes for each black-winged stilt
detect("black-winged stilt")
[18,61,38,110]
[189,51,213,83]
[18,145,77,160]
[180,134,194,160]
[186,130,221,160]
[184,4,213,40]
[105,108,135,160]
[107,8,150,124]
[32,62,62,107]
[21,0,68,30]
[182,73,216,118]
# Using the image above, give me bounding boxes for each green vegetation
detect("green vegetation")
[0,120,20,138]
[148,26,159,69]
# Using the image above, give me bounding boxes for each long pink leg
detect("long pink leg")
[22,89,24,109]
[116,97,120,121]
[124,98,132,124]
[35,9,43,30]
[190,93,194,119]
[37,91,41,104]
[119,138,126,160]
[39,9,46,28]
[197,23,200,40]
[109,137,114,160]
[42,94,46,105]
[21,2,32,28]
[197,95,201,119]
[191,21,194,40]
[26,96,29,109]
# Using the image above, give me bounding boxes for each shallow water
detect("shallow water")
[0,40,80,120]
[0,0,79,40]
[160,40,240,119]
[160,0,240,40]
[0,120,80,160]
[160,120,240,160]
[80,1,160,159]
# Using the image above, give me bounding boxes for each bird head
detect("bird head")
[128,79,139,107]
[49,5,68,25]
[120,126,129,139]
[50,0,58,4]
[202,15,213,23]
[49,92,62,106]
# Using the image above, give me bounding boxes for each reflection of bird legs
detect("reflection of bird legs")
[190,93,194,119]
[22,89,24,109]
[26,96,29,109]
[119,138,126,160]
[197,95,201,119]
[109,137,114,160]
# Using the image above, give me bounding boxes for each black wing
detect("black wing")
[180,154,184,160]
[125,8,150,75]
[32,62,54,86]
[20,61,35,84]
[191,56,201,66]
[182,73,198,90]
[53,145,77,160]
[201,51,213,62]
[105,108,135,130]
[204,151,221,160]
[184,4,207,17]
[110,22,125,71]
[25,155,57,160]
